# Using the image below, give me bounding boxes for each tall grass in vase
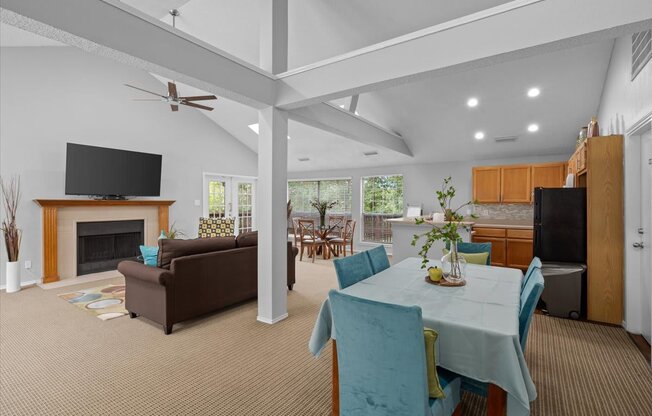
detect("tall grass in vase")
[1,176,22,293]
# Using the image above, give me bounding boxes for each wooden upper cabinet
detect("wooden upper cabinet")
[472,167,501,203]
[531,162,567,189]
[501,165,532,203]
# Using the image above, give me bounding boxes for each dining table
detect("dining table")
[309,257,537,416]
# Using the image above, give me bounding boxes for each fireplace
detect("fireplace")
[77,220,144,276]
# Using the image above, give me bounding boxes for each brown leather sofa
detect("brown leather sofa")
[118,231,298,334]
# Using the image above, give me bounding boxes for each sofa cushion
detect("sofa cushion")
[198,217,235,238]
[236,231,258,248]
[157,237,236,269]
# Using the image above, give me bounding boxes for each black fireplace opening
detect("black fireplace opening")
[77,220,144,276]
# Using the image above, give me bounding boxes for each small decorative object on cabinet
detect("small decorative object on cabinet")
[411,176,477,285]
[587,117,600,138]
[577,126,588,147]
[1,176,22,293]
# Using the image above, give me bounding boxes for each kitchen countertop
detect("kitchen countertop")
[470,218,533,230]
[386,218,475,227]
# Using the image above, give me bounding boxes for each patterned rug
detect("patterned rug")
[58,284,127,320]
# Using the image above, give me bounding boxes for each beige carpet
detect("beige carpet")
[1,258,651,415]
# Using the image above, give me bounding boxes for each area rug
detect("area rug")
[58,284,127,320]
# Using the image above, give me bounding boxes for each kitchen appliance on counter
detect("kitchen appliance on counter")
[534,188,587,319]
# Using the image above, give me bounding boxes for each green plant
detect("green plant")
[1,176,22,262]
[165,221,186,239]
[310,199,337,217]
[410,177,477,269]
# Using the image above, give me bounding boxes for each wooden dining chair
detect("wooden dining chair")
[326,215,346,240]
[329,219,355,257]
[333,251,374,289]
[290,217,301,248]
[328,290,462,416]
[297,219,326,263]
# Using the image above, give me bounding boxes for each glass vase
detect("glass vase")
[319,214,326,228]
[441,241,467,284]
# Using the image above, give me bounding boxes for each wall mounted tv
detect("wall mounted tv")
[65,143,162,199]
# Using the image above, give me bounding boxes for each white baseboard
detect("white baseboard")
[257,313,289,324]
[0,279,39,291]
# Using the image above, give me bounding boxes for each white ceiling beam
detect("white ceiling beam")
[275,0,652,110]
[348,95,359,114]
[289,103,412,157]
[259,0,288,75]
[0,0,276,109]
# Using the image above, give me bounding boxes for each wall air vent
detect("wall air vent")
[632,30,651,81]
[363,151,379,156]
[297,157,310,162]
[494,136,519,143]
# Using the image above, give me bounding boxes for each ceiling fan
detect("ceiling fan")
[125,81,217,112]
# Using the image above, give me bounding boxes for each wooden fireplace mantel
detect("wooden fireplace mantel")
[34,199,175,283]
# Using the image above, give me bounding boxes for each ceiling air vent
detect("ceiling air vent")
[363,151,379,156]
[494,135,519,143]
[632,30,651,81]
[297,157,310,162]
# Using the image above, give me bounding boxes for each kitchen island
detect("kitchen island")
[386,218,474,263]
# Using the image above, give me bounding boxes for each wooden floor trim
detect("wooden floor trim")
[628,332,651,365]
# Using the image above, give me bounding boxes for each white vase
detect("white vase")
[5,261,20,293]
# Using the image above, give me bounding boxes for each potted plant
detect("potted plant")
[1,176,22,293]
[310,199,337,228]
[411,177,476,283]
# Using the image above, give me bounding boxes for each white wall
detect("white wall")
[288,153,570,252]
[597,34,652,333]
[0,47,257,286]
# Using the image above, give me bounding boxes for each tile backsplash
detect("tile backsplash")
[473,204,533,220]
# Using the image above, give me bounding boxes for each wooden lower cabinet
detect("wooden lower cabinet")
[472,236,506,266]
[506,238,534,269]
[472,227,533,270]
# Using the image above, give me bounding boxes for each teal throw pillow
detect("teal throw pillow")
[140,245,159,267]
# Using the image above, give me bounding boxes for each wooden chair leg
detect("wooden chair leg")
[300,245,304,261]
[312,245,316,263]
[452,402,462,416]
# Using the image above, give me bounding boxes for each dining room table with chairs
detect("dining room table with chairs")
[309,246,544,416]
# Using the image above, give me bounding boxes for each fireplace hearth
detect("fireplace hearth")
[77,220,144,275]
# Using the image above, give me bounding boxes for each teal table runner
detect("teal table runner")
[309,257,537,415]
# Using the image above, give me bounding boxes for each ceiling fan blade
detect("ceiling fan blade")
[180,101,214,111]
[171,104,179,112]
[168,82,178,98]
[132,98,163,101]
[124,84,166,98]
[180,95,217,101]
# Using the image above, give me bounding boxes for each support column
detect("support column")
[256,107,289,324]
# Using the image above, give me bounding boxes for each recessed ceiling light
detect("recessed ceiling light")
[247,123,290,139]
[527,123,539,132]
[474,131,485,140]
[363,151,379,156]
[527,87,540,98]
[467,97,479,108]
[298,157,310,162]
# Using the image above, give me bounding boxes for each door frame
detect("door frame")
[624,112,652,334]
[202,172,257,235]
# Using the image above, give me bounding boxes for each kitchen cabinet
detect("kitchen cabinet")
[531,162,567,189]
[501,165,532,203]
[472,227,532,270]
[472,167,501,203]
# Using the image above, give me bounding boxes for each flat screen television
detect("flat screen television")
[65,143,162,198]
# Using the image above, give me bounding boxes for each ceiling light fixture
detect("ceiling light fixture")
[474,131,485,140]
[527,87,540,98]
[467,97,479,108]
[248,123,290,139]
[527,123,539,133]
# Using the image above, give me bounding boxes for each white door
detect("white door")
[204,175,256,235]
[639,130,652,344]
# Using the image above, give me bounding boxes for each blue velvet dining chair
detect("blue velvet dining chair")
[366,245,391,274]
[522,257,542,290]
[446,241,492,265]
[333,251,374,289]
[328,290,462,416]
[519,268,545,352]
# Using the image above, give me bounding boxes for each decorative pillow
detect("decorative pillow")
[442,249,490,266]
[139,245,159,266]
[424,328,446,399]
[198,217,234,238]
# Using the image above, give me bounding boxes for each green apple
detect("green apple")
[428,266,443,282]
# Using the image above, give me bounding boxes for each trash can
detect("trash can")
[539,262,587,320]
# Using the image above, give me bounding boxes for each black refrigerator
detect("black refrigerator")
[533,187,587,263]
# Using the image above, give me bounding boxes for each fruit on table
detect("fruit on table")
[428,266,443,282]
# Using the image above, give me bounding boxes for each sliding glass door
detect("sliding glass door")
[204,175,256,235]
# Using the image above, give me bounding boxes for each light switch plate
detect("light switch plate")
[24,260,32,269]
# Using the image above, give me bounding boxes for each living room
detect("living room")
[1,1,652,415]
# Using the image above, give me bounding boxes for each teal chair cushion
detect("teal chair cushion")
[329,290,461,416]
[139,245,158,266]
[366,245,390,274]
[445,241,492,265]
[519,268,545,351]
[522,257,542,289]
[333,252,374,289]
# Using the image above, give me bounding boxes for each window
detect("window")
[362,175,404,243]
[204,174,256,235]
[288,179,352,228]
[632,30,652,81]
